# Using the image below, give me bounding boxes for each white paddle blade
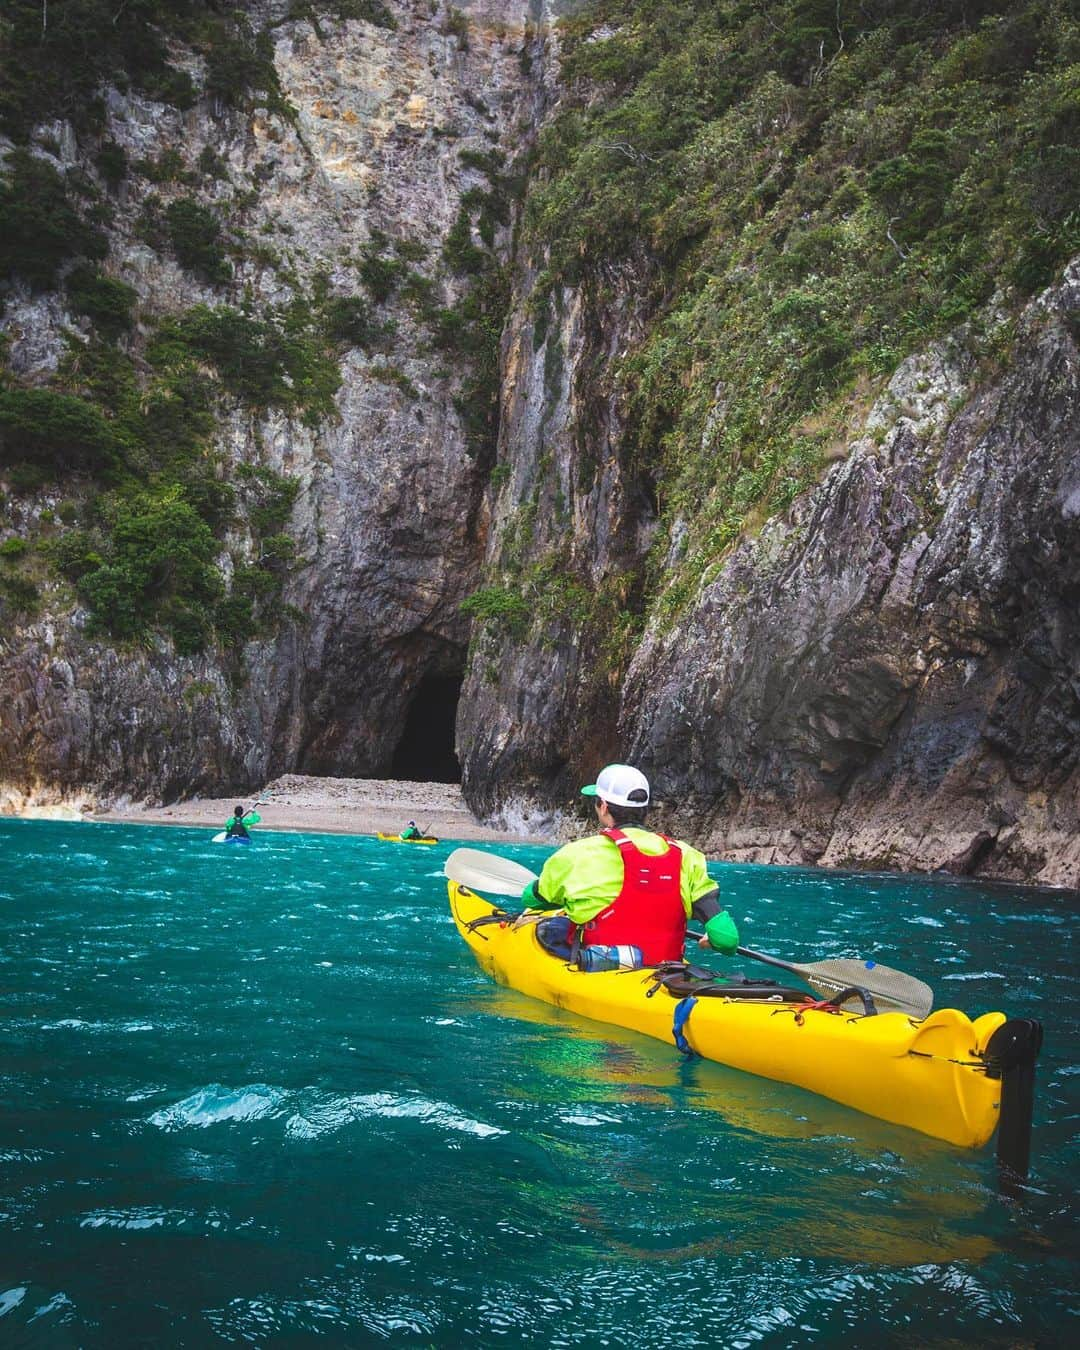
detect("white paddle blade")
[211,831,227,843]
[444,848,538,898]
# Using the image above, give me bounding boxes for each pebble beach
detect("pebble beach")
[90,773,552,845]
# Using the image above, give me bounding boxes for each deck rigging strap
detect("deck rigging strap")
[463,910,516,939]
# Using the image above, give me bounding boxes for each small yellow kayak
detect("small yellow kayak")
[376,832,438,845]
[448,881,1041,1165]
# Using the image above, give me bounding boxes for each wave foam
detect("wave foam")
[149,1084,288,1131]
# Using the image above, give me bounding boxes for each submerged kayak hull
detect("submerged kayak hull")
[376,832,438,845]
[448,882,1009,1150]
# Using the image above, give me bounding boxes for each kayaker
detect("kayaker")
[224,804,261,840]
[400,820,423,841]
[521,763,739,966]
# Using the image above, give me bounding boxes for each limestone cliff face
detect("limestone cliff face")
[457,253,661,826]
[1,0,543,806]
[462,260,1080,887]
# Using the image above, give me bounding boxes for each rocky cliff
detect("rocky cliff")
[459,251,1080,887]
[2,1,1078,887]
[454,1,1080,888]
[627,269,1080,888]
[2,0,545,805]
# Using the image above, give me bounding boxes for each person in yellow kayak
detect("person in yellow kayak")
[224,804,261,840]
[521,763,738,968]
[400,821,423,841]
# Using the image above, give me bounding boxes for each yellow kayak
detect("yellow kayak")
[377,832,438,845]
[448,881,1041,1163]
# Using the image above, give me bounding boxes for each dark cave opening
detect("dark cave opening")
[390,674,462,783]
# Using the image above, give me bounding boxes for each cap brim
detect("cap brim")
[580,784,598,797]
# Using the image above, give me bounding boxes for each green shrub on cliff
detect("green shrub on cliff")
[460,585,531,638]
[75,490,222,644]
[0,3,293,136]
[288,2,397,30]
[49,479,295,653]
[165,199,232,284]
[66,267,137,336]
[324,295,378,348]
[0,536,29,560]
[0,151,107,291]
[238,466,300,537]
[0,387,126,476]
[0,571,40,614]
[148,303,340,422]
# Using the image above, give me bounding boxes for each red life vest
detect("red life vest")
[582,829,687,964]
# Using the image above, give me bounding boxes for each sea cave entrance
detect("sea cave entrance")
[391,674,462,784]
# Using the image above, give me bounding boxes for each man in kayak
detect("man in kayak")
[224,804,261,840]
[400,820,423,841]
[521,763,738,966]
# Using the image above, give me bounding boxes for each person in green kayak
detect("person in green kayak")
[400,820,423,841]
[225,804,261,840]
[521,763,739,968]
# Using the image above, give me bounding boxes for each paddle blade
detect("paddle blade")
[211,831,227,843]
[798,958,933,1018]
[444,848,538,898]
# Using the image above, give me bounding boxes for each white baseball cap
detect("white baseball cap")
[580,763,650,807]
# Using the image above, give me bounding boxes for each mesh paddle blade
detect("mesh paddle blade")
[801,958,933,1017]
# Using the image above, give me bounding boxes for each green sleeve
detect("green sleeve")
[705,910,740,954]
[242,812,261,825]
[536,851,571,909]
[522,880,559,910]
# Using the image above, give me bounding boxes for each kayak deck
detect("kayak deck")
[448,882,1011,1150]
[376,832,438,845]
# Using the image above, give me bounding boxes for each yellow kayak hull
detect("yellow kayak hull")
[376,832,438,845]
[448,881,1007,1150]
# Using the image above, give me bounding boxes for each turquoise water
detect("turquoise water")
[0,818,1075,1346]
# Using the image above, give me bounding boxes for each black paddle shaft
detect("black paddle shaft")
[736,945,800,974]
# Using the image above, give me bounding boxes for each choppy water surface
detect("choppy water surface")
[0,819,1075,1346]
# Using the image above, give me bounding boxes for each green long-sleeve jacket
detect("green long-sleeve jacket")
[524,828,739,953]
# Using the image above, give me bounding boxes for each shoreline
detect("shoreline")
[84,774,554,847]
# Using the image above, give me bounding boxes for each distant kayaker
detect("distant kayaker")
[522,763,739,967]
[225,804,261,840]
[400,820,423,841]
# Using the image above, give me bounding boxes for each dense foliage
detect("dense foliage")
[0,316,315,647]
[0,264,361,643]
[0,152,107,291]
[522,0,1080,613]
